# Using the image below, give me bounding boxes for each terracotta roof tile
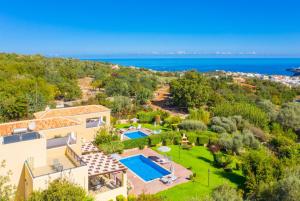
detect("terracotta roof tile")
[34,105,110,119]
[0,117,80,136]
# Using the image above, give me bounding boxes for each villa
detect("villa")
[0,104,191,201]
[0,105,128,201]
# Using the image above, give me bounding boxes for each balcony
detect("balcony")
[27,146,85,178]
[86,117,106,128]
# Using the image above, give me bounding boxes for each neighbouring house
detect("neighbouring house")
[0,105,128,201]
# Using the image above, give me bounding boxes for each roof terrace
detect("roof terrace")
[28,145,85,178]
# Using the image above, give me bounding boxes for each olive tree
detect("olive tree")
[277,102,300,133]
[0,160,15,201]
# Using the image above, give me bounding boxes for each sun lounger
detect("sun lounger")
[160,176,171,184]
[148,156,160,162]
[159,158,170,164]
[170,175,178,181]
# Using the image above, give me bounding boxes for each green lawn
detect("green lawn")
[154,145,245,201]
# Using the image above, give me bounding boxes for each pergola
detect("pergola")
[80,142,127,192]
[81,152,127,177]
[81,142,99,154]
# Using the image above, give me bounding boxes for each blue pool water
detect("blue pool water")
[124,130,148,139]
[120,155,171,182]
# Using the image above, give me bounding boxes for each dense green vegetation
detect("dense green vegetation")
[0,53,161,122]
[1,53,300,201]
[28,179,93,201]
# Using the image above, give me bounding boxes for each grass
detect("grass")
[154,145,245,201]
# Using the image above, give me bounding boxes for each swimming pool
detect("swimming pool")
[120,155,171,182]
[124,130,148,139]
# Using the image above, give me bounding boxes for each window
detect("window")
[86,117,105,128]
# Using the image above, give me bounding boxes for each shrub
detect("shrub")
[277,102,300,132]
[211,184,243,201]
[28,179,91,201]
[99,141,124,154]
[211,116,247,134]
[122,137,149,149]
[116,195,126,201]
[209,144,221,153]
[186,132,197,144]
[209,137,219,146]
[211,125,227,133]
[187,108,210,124]
[148,135,162,146]
[160,131,181,145]
[162,138,171,145]
[164,115,182,126]
[213,152,232,168]
[197,135,209,145]
[249,126,267,142]
[127,194,137,201]
[95,128,119,145]
[213,102,269,128]
[178,120,207,131]
[137,111,155,123]
[137,110,169,124]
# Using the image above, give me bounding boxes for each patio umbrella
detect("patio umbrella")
[157,146,171,153]
[170,162,175,175]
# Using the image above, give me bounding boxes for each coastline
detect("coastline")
[83,58,300,76]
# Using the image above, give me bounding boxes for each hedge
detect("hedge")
[197,135,209,145]
[148,135,162,146]
[122,137,149,149]
[99,141,124,154]
[178,120,207,131]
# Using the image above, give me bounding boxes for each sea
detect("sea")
[89,58,300,76]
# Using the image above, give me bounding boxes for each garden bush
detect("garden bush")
[164,115,182,126]
[116,195,126,201]
[122,137,149,149]
[186,132,197,144]
[160,131,181,145]
[148,135,162,146]
[137,110,169,123]
[95,129,119,145]
[99,141,124,154]
[178,120,207,131]
[187,108,210,124]
[213,152,232,168]
[137,111,156,123]
[213,102,269,128]
[197,135,209,145]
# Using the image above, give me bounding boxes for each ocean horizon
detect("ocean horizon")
[87,58,300,76]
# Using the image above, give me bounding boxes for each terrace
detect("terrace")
[80,142,128,200]
[29,145,84,177]
[120,148,192,195]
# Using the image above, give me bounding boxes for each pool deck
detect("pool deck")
[120,148,192,195]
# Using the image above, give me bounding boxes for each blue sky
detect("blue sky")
[0,0,300,57]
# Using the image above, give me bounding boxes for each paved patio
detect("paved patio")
[120,148,192,195]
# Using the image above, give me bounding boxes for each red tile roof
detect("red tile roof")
[0,117,81,136]
[34,105,110,119]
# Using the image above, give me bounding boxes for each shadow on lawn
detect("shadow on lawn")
[215,171,245,186]
[197,156,213,165]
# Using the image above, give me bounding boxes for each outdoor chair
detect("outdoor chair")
[160,176,172,185]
